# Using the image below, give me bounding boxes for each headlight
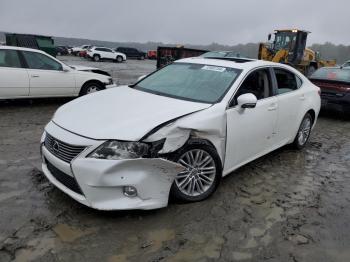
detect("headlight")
[88,140,149,160]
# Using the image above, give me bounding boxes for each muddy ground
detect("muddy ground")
[0,56,350,262]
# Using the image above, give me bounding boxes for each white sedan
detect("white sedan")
[0,46,116,99]
[41,57,321,210]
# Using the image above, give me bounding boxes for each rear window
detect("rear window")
[0,50,22,68]
[310,68,350,83]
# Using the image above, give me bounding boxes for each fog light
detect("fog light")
[123,186,137,197]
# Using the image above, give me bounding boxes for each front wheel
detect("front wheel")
[293,113,313,149]
[79,82,104,96]
[116,56,123,63]
[169,140,222,202]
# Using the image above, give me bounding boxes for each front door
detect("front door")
[21,51,76,97]
[224,68,278,173]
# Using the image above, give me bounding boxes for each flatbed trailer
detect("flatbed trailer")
[157,46,208,69]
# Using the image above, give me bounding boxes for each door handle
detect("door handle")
[31,75,40,78]
[268,103,278,111]
[299,94,305,100]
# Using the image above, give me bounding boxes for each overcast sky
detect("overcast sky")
[0,0,349,45]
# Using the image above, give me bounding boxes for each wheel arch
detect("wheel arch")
[164,136,224,173]
[79,79,105,95]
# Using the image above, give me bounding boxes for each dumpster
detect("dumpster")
[6,33,56,57]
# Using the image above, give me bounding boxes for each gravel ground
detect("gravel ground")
[0,56,350,262]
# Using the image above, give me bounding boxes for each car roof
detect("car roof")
[0,45,46,54]
[176,57,290,71]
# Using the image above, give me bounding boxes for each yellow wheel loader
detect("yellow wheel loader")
[258,29,336,76]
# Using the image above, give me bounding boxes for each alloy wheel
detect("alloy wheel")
[86,85,100,94]
[298,117,311,145]
[175,149,216,197]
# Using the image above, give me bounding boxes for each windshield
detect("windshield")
[310,68,350,83]
[274,32,297,50]
[134,63,242,103]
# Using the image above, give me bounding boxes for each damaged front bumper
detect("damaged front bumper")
[40,123,184,210]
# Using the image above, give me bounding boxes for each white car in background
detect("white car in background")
[70,45,91,55]
[86,47,126,62]
[341,60,350,68]
[41,57,321,210]
[0,46,116,99]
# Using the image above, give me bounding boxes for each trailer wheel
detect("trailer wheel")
[307,66,316,77]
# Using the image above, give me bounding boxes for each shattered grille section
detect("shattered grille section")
[45,158,83,195]
[44,132,86,163]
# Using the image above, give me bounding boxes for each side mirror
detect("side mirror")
[237,93,257,109]
[268,34,271,41]
[137,74,147,82]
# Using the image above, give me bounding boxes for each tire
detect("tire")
[116,56,123,63]
[140,55,145,60]
[292,113,313,149]
[169,139,222,202]
[79,82,104,96]
[93,54,100,62]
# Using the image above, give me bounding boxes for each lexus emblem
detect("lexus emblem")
[52,141,60,153]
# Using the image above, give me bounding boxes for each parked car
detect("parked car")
[341,60,350,68]
[70,45,91,56]
[55,46,69,56]
[87,47,126,62]
[147,50,157,60]
[115,47,146,60]
[309,67,350,113]
[78,50,88,58]
[40,57,321,210]
[0,46,116,99]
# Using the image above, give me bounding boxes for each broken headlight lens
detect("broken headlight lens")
[88,140,150,160]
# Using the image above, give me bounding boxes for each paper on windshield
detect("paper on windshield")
[201,65,226,72]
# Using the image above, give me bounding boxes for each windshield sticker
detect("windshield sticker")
[201,65,226,72]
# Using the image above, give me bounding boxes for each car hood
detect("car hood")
[53,86,211,141]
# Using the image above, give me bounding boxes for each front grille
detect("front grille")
[45,158,83,195]
[44,133,86,163]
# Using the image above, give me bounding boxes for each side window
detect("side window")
[95,48,103,51]
[274,68,298,94]
[232,68,273,105]
[0,50,22,68]
[22,51,62,71]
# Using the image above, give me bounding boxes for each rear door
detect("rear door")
[0,49,29,98]
[272,67,304,144]
[21,50,76,97]
[101,48,115,59]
